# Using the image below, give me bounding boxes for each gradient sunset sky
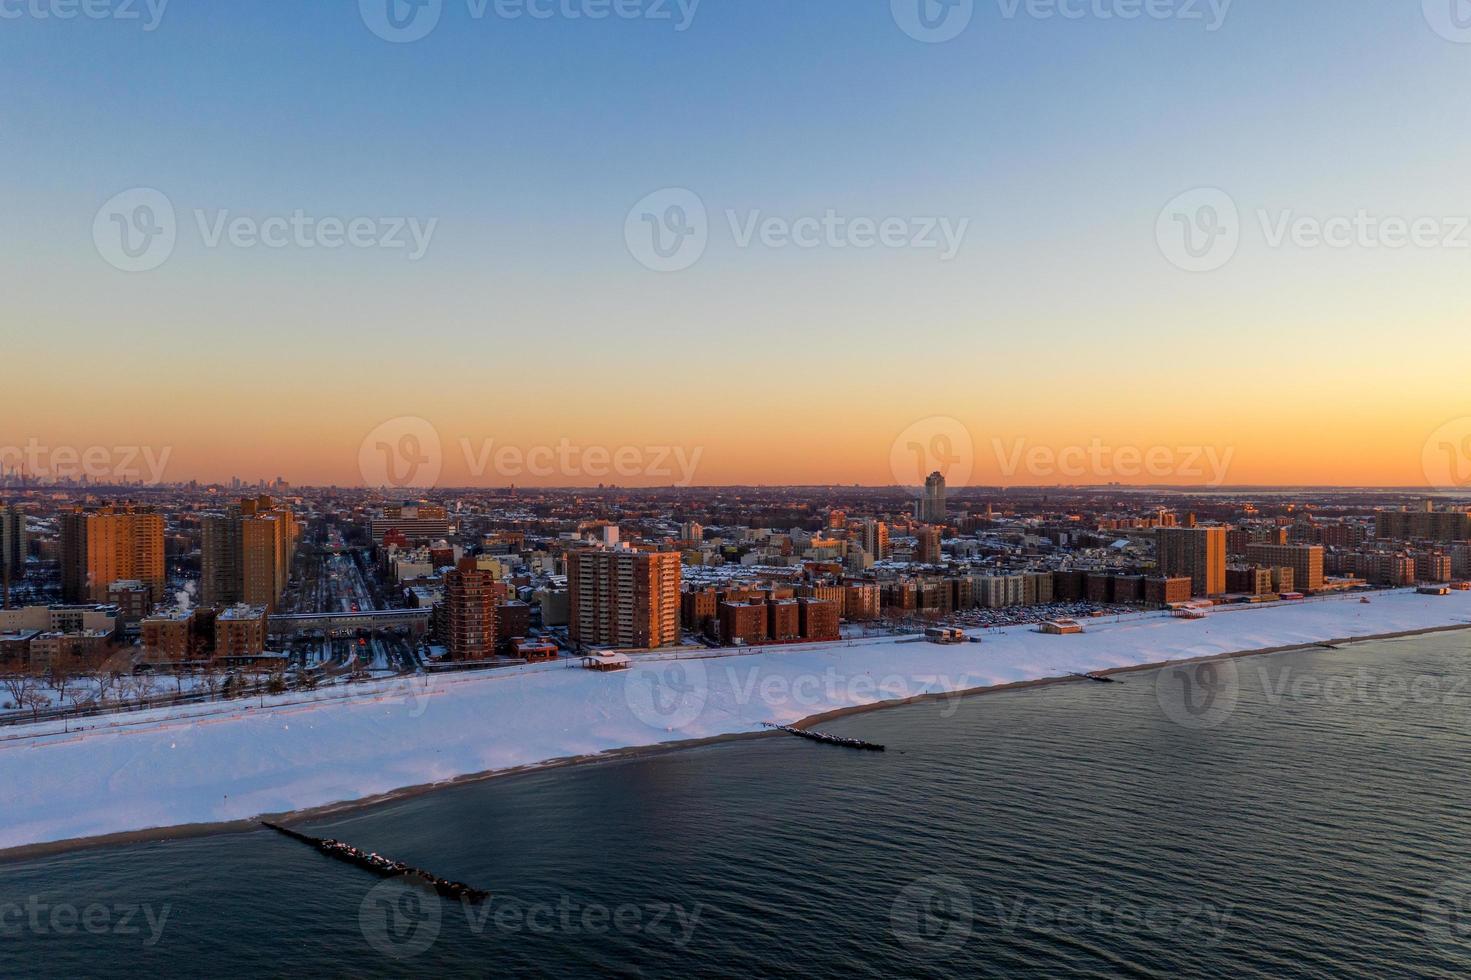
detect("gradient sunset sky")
[4,1,1471,487]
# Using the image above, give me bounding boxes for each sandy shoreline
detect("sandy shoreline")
[5,617,1466,865]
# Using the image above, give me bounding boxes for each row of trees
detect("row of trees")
[0,662,328,724]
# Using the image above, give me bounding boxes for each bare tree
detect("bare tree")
[48,666,74,712]
[92,669,118,706]
[22,689,48,722]
[2,671,36,713]
[124,672,158,708]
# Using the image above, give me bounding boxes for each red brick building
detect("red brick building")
[445,558,500,660]
[798,599,840,641]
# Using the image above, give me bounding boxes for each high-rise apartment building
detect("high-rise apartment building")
[861,520,890,561]
[1156,526,1227,597]
[1245,543,1325,593]
[568,547,681,649]
[1376,509,1471,543]
[202,497,298,610]
[0,505,27,577]
[60,504,165,604]
[916,525,943,565]
[444,558,501,660]
[201,513,242,607]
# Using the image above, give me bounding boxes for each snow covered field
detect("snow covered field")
[3,589,1469,852]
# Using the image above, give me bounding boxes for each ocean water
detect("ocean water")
[5,632,1471,978]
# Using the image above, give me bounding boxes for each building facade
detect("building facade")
[568,548,682,649]
[444,558,502,660]
[1156,526,1227,597]
[1244,543,1325,593]
[60,504,165,604]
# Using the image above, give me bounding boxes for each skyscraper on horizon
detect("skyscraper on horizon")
[918,471,947,523]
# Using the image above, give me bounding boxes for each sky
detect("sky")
[4,0,1471,489]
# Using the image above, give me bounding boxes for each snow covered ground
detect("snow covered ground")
[2,589,1469,851]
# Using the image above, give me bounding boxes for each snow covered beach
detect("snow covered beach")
[3,589,1470,854]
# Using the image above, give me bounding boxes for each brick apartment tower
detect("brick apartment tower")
[1245,543,1325,593]
[445,558,499,661]
[568,548,681,649]
[202,498,299,611]
[1156,526,1227,597]
[60,504,166,604]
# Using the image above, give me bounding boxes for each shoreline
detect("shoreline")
[5,617,1466,865]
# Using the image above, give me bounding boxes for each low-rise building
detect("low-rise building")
[215,604,268,660]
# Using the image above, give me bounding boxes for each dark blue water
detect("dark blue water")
[5,632,1471,978]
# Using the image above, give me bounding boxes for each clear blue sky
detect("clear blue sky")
[4,1,1471,485]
